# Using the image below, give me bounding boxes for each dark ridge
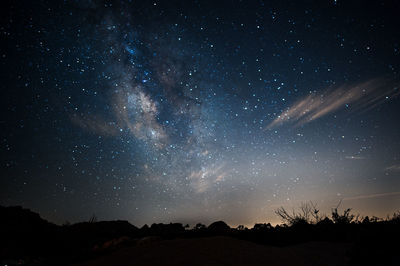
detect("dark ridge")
[1,205,399,266]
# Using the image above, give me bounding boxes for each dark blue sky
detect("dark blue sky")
[1,0,400,226]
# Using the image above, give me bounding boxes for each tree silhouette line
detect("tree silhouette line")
[1,204,399,265]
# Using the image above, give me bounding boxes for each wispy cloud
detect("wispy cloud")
[266,79,399,130]
[70,114,120,136]
[345,156,366,160]
[343,191,400,201]
[385,164,400,172]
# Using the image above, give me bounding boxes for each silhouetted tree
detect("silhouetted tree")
[317,217,334,227]
[208,221,230,233]
[194,223,206,230]
[275,201,320,225]
[390,211,400,223]
[253,223,272,230]
[362,216,370,224]
[88,214,97,223]
[236,225,245,230]
[331,208,354,224]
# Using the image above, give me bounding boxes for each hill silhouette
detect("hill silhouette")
[0,205,399,265]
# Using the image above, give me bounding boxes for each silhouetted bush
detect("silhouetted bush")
[193,223,206,230]
[275,201,321,225]
[331,207,354,224]
[252,223,272,230]
[208,221,230,234]
[148,223,185,237]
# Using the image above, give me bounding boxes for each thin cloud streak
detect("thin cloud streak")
[385,164,400,172]
[343,191,400,201]
[345,156,366,160]
[266,79,399,130]
[70,114,120,136]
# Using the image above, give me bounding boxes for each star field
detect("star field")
[1,0,400,226]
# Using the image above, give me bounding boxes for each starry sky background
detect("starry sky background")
[1,0,400,226]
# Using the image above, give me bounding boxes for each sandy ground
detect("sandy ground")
[75,236,352,266]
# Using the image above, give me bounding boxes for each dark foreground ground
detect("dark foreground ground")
[1,205,399,265]
[76,237,352,266]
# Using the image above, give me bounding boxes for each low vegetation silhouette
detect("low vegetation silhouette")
[1,204,399,265]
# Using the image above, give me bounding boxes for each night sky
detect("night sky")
[1,0,400,227]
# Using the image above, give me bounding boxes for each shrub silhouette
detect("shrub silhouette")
[331,207,354,224]
[252,223,272,230]
[88,214,97,223]
[208,221,230,234]
[193,223,206,230]
[149,223,185,237]
[236,225,246,230]
[275,201,321,225]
